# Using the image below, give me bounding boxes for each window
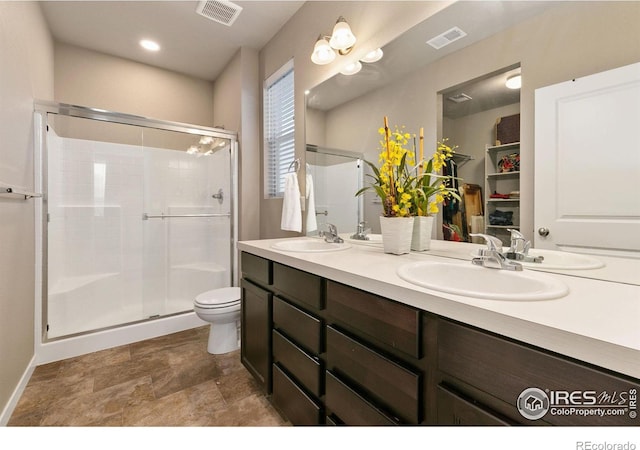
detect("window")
[264,60,294,198]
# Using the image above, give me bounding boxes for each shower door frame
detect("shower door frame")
[34,100,239,343]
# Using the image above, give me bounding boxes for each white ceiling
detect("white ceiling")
[40,0,305,81]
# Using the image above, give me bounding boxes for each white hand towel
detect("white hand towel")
[281,173,302,232]
[306,173,318,233]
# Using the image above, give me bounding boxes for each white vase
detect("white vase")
[380,216,414,255]
[411,215,434,251]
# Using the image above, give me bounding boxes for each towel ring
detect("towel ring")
[288,158,301,173]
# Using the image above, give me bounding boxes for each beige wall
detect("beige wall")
[0,1,54,423]
[307,1,640,241]
[214,47,261,242]
[258,1,454,238]
[55,42,215,126]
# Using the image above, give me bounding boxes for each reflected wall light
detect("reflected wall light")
[360,48,384,63]
[340,61,362,76]
[506,74,522,89]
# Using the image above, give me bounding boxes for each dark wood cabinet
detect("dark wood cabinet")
[240,251,640,427]
[436,384,512,426]
[436,319,640,426]
[240,279,272,393]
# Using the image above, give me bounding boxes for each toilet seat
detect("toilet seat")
[194,287,241,309]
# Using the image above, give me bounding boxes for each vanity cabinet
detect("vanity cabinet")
[240,251,639,427]
[436,319,640,426]
[484,142,520,242]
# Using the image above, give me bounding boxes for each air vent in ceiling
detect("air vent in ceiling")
[448,93,472,103]
[196,1,243,26]
[427,26,467,50]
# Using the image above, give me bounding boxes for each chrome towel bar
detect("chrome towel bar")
[1,186,42,199]
[142,212,230,220]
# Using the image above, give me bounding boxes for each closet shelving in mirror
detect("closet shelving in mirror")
[484,142,520,240]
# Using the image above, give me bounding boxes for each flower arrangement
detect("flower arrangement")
[356,116,460,217]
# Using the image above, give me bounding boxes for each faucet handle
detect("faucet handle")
[469,233,503,251]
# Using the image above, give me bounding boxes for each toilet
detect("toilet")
[193,286,241,354]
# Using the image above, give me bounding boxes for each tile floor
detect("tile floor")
[8,326,288,426]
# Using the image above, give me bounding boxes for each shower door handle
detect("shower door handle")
[142,213,231,220]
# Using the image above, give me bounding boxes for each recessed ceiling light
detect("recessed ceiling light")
[140,39,160,52]
[506,74,522,89]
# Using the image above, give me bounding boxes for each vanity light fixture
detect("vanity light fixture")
[311,16,357,65]
[340,61,362,76]
[140,39,160,52]
[506,74,522,89]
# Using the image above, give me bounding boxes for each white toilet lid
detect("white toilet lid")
[195,287,241,307]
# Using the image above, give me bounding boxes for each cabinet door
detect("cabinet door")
[240,279,272,393]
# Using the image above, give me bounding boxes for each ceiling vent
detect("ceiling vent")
[196,1,243,27]
[427,26,467,50]
[448,93,472,103]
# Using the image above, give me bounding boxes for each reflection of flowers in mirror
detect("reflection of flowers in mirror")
[356,117,461,218]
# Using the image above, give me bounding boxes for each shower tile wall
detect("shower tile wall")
[47,129,231,338]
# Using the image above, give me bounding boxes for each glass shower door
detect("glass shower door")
[141,128,233,319]
[44,110,234,339]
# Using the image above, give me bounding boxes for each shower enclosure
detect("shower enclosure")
[35,102,237,345]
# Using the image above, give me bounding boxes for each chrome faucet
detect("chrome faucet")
[470,233,523,271]
[320,223,344,243]
[350,221,370,241]
[504,229,544,263]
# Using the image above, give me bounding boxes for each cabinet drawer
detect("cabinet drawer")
[272,330,322,397]
[273,263,323,309]
[273,297,323,354]
[438,319,640,425]
[326,326,421,424]
[325,371,398,426]
[272,363,323,426]
[241,252,272,287]
[437,385,511,426]
[326,281,421,359]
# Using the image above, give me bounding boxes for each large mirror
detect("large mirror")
[304,1,640,285]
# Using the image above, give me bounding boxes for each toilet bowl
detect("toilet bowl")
[193,286,241,354]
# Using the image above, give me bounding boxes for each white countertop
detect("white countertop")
[238,237,640,379]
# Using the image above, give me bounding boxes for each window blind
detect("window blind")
[264,62,295,198]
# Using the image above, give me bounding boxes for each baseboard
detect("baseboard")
[0,355,36,426]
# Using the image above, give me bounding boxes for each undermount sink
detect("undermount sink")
[397,260,569,301]
[271,239,351,253]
